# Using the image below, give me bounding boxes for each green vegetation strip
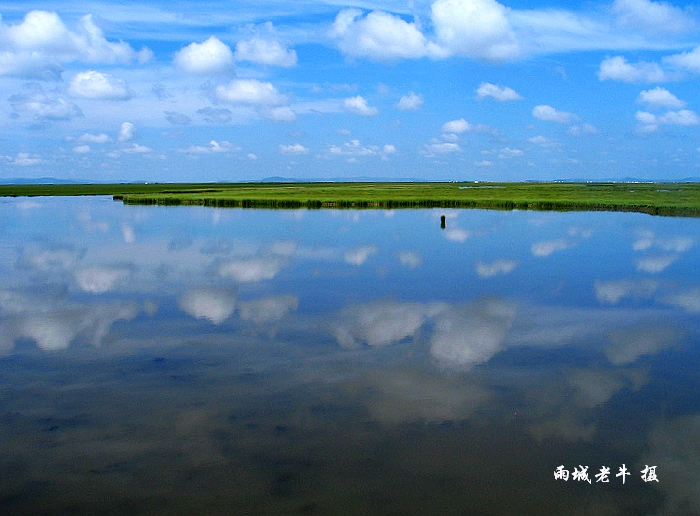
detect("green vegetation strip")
[1,182,700,216]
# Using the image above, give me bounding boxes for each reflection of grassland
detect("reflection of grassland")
[2,182,700,216]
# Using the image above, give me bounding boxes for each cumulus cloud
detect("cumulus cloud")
[423,142,462,155]
[531,238,571,257]
[178,140,239,154]
[279,143,308,155]
[637,87,686,109]
[441,118,472,134]
[395,91,423,110]
[330,9,444,61]
[476,259,518,277]
[214,79,286,105]
[636,109,700,132]
[344,245,377,265]
[612,0,696,35]
[598,55,668,82]
[397,251,422,268]
[606,326,679,364]
[431,0,520,60]
[0,291,138,352]
[164,111,192,125]
[117,122,135,142]
[74,266,131,293]
[635,254,678,273]
[660,287,700,313]
[532,105,578,124]
[72,144,90,154]
[328,140,396,160]
[76,132,110,144]
[0,11,149,80]
[196,107,233,124]
[594,279,659,304]
[238,295,298,323]
[343,95,378,116]
[68,70,132,100]
[234,37,297,67]
[476,82,522,101]
[9,85,82,121]
[430,298,516,369]
[178,288,236,324]
[332,299,446,349]
[6,153,44,166]
[174,36,234,75]
[218,257,283,282]
[664,45,700,74]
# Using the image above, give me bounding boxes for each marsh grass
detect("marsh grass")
[2,181,699,216]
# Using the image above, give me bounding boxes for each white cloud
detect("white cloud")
[637,87,686,109]
[330,9,444,61]
[343,95,378,116]
[612,0,696,35]
[636,109,700,132]
[77,132,110,144]
[441,118,472,134]
[567,123,598,136]
[165,111,191,125]
[74,266,131,293]
[1,11,147,73]
[664,45,700,74]
[178,288,236,324]
[660,287,700,313]
[528,135,557,147]
[499,147,524,158]
[121,143,152,154]
[344,245,377,265]
[280,143,308,155]
[635,254,678,273]
[476,259,518,277]
[474,160,493,167]
[430,299,516,369]
[234,37,297,67]
[238,295,299,324]
[7,152,43,166]
[117,122,135,142]
[68,70,132,100]
[598,55,668,82]
[531,238,571,257]
[332,299,445,349]
[9,86,82,121]
[476,82,522,101]
[72,144,90,154]
[214,79,286,105]
[532,105,578,124]
[397,251,422,268]
[431,0,520,60]
[594,279,659,304]
[218,257,282,282]
[179,140,239,154]
[606,326,679,364]
[396,91,423,110]
[174,36,234,75]
[444,227,471,242]
[328,140,395,159]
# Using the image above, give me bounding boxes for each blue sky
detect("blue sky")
[0,0,699,182]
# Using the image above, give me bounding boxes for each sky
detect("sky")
[0,0,699,182]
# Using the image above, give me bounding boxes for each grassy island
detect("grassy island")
[1,181,700,216]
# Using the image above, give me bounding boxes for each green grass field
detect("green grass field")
[1,181,700,216]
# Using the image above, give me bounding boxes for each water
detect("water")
[1,196,699,514]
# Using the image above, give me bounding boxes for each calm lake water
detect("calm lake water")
[1,196,699,515]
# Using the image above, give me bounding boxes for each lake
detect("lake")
[1,196,699,514]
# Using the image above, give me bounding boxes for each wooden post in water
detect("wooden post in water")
[440,215,446,229]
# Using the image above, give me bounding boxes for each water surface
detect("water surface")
[1,197,699,514]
